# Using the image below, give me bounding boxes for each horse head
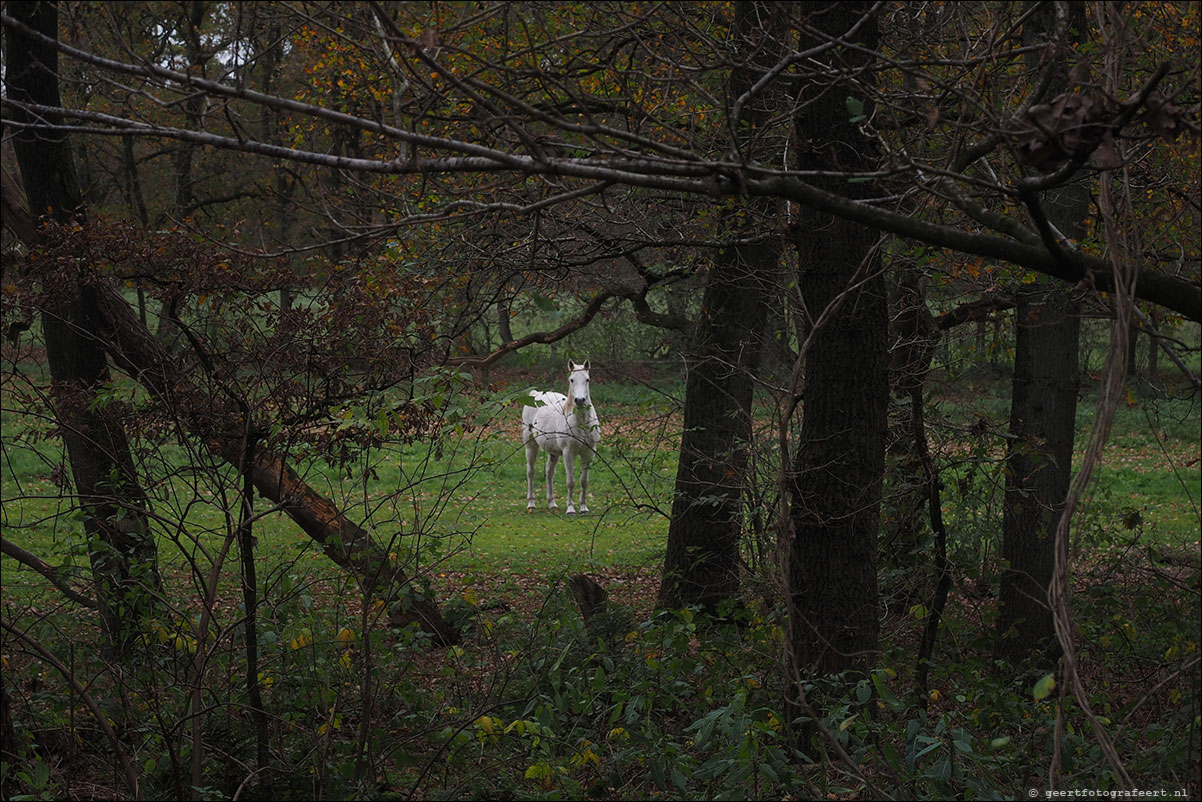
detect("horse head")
[565,360,591,413]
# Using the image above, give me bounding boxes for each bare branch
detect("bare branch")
[0,536,98,609]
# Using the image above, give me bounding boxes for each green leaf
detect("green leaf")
[845,95,866,123]
[531,291,557,312]
[872,670,901,709]
[1033,673,1055,701]
[882,742,902,773]
[688,707,723,750]
[932,756,952,785]
[651,757,666,789]
[912,737,941,763]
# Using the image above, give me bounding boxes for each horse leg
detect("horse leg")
[564,451,577,516]
[525,439,539,512]
[577,449,592,515]
[545,453,559,510]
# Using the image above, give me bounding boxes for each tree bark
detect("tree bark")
[170,1,207,221]
[119,133,151,324]
[657,235,776,612]
[657,0,783,614]
[996,280,1080,665]
[6,0,160,646]
[1146,308,1160,384]
[995,0,1087,667]
[1125,318,1139,379]
[786,0,888,679]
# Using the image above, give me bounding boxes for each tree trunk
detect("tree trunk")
[1126,318,1140,379]
[497,296,514,346]
[1146,307,1160,384]
[120,134,151,324]
[6,0,160,647]
[657,1,784,614]
[258,15,297,315]
[996,280,1080,665]
[657,236,776,612]
[170,1,208,221]
[785,0,888,679]
[995,0,1086,667]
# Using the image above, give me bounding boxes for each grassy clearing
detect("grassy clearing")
[0,368,681,614]
[3,363,1198,602]
[1,353,1198,800]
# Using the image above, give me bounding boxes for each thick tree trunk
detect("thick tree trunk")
[786,1,888,679]
[995,0,1086,667]
[787,269,888,676]
[6,0,160,645]
[658,236,776,612]
[657,1,784,614]
[996,281,1080,665]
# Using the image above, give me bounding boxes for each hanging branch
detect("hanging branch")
[2,11,1198,322]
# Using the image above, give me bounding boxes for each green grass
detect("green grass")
[0,378,679,610]
[928,376,1201,549]
[324,426,675,579]
[3,366,1198,603]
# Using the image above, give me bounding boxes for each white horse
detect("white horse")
[523,361,600,515]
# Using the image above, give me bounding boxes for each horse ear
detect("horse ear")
[584,359,590,370]
[567,359,574,374]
